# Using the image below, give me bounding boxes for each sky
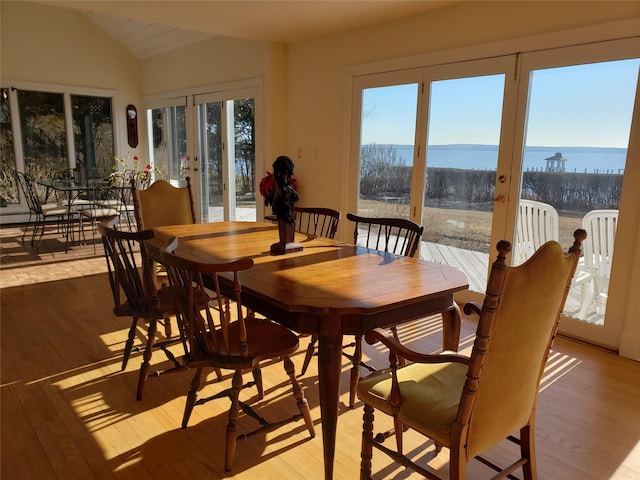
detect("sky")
[361,58,639,149]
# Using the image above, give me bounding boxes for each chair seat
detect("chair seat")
[154,283,210,316]
[357,360,466,445]
[95,199,121,207]
[80,206,118,218]
[187,318,300,368]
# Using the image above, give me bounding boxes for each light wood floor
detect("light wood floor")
[1,224,639,479]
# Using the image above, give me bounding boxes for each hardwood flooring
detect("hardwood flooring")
[1,223,639,479]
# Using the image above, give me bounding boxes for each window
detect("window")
[0,88,17,206]
[0,83,116,216]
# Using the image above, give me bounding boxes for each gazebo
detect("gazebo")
[545,152,567,172]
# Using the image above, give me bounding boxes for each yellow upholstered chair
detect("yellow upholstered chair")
[357,229,585,480]
[131,177,197,319]
[131,177,196,231]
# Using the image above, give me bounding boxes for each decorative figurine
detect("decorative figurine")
[270,155,303,255]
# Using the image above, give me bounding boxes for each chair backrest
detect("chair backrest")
[513,199,559,265]
[346,213,423,257]
[294,206,341,239]
[581,209,618,288]
[459,230,584,459]
[16,172,42,214]
[98,215,157,317]
[160,238,254,358]
[132,177,195,230]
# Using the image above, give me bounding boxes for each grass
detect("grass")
[358,198,583,253]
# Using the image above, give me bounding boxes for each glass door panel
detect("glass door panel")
[422,74,506,295]
[196,94,256,222]
[149,104,188,186]
[198,101,223,222]
[232,98,256,221]
[357,83,418,219]
[517,59,639,333]
[18,90,67,185]
[0,88,18,207]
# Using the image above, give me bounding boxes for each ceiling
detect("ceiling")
[35,0,457,59]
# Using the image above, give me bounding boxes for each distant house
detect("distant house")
[545,152,567,172]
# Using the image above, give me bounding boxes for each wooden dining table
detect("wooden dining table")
[145,221,469,480]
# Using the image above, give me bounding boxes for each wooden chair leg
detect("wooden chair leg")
[252,364,264,399]
[182,367,205,428]
[520,423,537,480]
[349,335,363,408]
[394,416,404,455]
[162,314,172,338]
[136,318,157,401]
[361,403,375,479]
[225,369,243,472]
[282,355,315,437]
[300,334,318,376]
[122,316,139,370]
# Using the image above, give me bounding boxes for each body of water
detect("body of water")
[391,144,627,174]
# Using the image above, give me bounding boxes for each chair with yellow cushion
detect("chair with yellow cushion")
[357,229,585,480]
[131,177,196,232]
[131,177,197,319]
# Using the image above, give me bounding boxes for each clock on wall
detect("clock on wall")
[126,104,138,148]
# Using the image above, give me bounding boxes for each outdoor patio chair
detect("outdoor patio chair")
[574,209,618,319]
[513,199,559,265]
[357,230,585,479]
[79,179,119,253]
[16,171,76,251]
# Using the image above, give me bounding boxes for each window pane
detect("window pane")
[518,58,639,324]
[234,98,255,220]
[71,94,114,181]
[358,84,418,218]
[0,88,18,206]
[200,101,223,222]
[18,90,67,182]
[168,106,187,182]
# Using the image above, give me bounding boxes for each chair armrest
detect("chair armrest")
[463,302,482,317]
[364,328,469,366]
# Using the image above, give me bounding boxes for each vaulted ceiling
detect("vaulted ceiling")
[35,0,457,58]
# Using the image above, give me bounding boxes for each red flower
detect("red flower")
[133,155,139,161]
[259,172,276,206]
[259,171,298,207]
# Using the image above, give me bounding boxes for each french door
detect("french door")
[352,57,517,300]
[194,88,257,223]
[148,97,188,187]
[147,83,261,223]
[351,38,639,349]
[514,41,639,348]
